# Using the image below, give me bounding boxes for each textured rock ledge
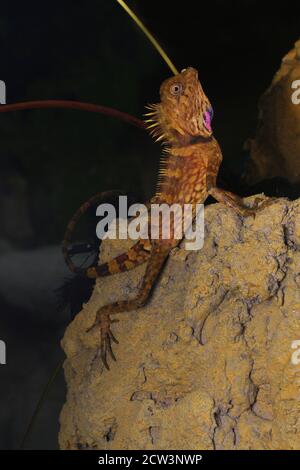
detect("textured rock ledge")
[59,197,300,450]
[246,39,300,184]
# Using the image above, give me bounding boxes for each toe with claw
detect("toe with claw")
[252,196,277,212]
[242,196,277,219]
[99,312,119,370]
[88,311,119,370]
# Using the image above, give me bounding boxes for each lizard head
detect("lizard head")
[145,67,213,146]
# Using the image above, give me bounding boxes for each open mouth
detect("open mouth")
[203,109,212,132]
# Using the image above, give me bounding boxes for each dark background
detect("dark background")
[0,0,299,449]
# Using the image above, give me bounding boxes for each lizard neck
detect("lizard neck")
[155,137,222,206]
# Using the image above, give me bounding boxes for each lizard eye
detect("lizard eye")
[170,83,183,96]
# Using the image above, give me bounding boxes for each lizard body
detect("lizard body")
[63,68,262,369]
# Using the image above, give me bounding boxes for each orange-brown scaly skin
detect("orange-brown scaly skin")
[63,67,265,370]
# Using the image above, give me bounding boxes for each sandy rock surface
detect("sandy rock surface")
[59,197,300,450]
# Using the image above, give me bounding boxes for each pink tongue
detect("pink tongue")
[204,111,211,131]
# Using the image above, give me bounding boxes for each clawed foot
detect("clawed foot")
[87,311,119,370]
[252,196,277,211]
[240,196,277,218]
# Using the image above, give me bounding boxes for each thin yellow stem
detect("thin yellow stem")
[116,0,178,75]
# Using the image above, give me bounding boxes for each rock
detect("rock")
[245,39,300,184]
[59,196,300,450]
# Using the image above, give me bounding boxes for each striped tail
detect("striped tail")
[62,190,125,275]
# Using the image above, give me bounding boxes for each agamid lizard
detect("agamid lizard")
[0,0,275,448]
[63,67,270,370]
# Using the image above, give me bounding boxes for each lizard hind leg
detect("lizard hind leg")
[89,244,171,370]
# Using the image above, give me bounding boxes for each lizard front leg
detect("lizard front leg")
[88,243,171,369]
[208,187,274,217]
[208,187,255,216]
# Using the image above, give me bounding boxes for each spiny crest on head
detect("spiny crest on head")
[144,104,167,145]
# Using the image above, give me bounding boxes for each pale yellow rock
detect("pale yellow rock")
[246,39,300,183]
[59,197,300,450]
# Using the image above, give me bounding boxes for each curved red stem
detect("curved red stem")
[0,100,146,130]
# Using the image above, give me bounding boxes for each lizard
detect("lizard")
[63,67,270,370]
